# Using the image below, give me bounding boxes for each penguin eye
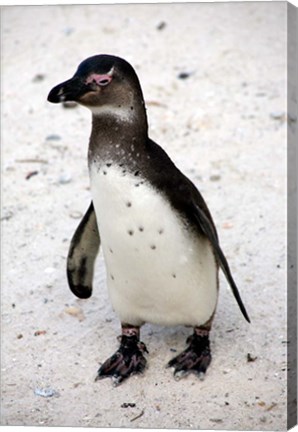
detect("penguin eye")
[86,73,113,87]
[98,78,110,86]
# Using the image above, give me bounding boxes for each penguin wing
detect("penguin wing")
[67,202,100,298]
[190,199,250,323]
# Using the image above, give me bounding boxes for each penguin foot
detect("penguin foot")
[95,335,148,386]
[167,328,211,379]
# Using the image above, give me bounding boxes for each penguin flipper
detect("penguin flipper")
[192,201,250,323]
[67,202,100,298]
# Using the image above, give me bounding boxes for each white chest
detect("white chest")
[90,162,218,327]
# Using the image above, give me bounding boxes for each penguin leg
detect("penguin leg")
[95,324,148,386]
[167,326,212,380]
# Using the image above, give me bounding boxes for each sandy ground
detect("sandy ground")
[0,2,292,430]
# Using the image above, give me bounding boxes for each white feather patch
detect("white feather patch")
[90,163,218,327]
[90,105,134,122]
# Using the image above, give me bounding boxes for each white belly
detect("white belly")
[90,163,218,327]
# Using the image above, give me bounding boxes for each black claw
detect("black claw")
[167,332,212,379]
[96,335,147,385]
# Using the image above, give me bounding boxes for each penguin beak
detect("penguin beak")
[47,76,88,103]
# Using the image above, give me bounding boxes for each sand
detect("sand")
[0,2,291,430]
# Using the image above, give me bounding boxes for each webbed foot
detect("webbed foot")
[96,326,148,386]
[167,327,211,380]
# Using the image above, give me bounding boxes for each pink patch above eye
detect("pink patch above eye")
[85,73,113,86]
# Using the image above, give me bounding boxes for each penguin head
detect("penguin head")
[47,54,145,119]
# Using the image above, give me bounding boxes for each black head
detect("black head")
[47,54,145,119]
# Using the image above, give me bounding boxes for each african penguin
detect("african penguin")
[48,54,250,386]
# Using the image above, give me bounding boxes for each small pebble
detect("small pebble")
[270,111,285,121]
[34,330,47,336]
[247,353,257,362]
[210,418,223,423]
[58,173,72,184]
[64,306,85,321]
[32,73,45,83]
[34,387,59,398]
[178,72,191,80]
[44,267,56,274]
[210,174,221,182]
[63,27,75,36]
[156,21,167,30]
[46,134,61,141]
[222,222,233,229]
[69,211,83,219]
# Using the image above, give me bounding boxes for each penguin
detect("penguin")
[48,54,250,386]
